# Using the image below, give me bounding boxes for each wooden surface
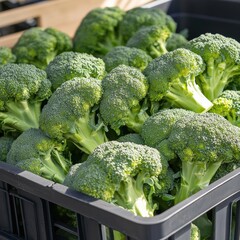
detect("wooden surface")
[0,0,153,47]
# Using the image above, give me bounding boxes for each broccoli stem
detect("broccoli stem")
[41,151,68,183]
[166,75,213,113]
[0,100,40,133]
[174,161,222,204]
[198,60,240,101]
[65,118,107,154]
[125,106,149,133]
[114,172,156,217]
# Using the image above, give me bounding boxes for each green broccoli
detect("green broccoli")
[0,46,16,65]
[39,77,108,154]
[73,7,125,57]
[13,27,72,69]
[0,136,14,162]
[210,90,240,127]
[185,33,240,101]
[119,7,176,44]
[166,32,188,51]
[191,224,201,240]
[126,25,171,58]
[0,63,52,134]
[117,133,145,145]
[168,112,240,204]
[103,46,152,72]
[64,141,163,217]
[99,65,149,134]
[141,108,195,162]
[46,51,106,91]
[143,48,213,113]
[7,128,71,183]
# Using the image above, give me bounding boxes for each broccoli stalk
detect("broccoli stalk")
[0,100,40,132]
[114,172,157,217]
[165,74,214,113]
[64,113,107,154]
[174,161,222,204]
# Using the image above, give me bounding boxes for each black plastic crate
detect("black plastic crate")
[0,0,240,239]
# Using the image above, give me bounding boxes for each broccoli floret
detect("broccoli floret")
[185,33,240,101]
[119,7,176,44]
[7,128,71,183]
[117,133,145,145]
[166,112,240,204]
[191,224,201,240]
[40,77,108,154]
[46,51,106,91]
[99,65,149,134]
[13,27,72,69]
[0,46,16,65]
[126,25,171,58]
[64,141,163,217]
[103,46,152,72]
[210,90,240,127]
[0,63,52,134]
[73,7,125,57]
[143,48,213,113]
[141,108,195,161]
[0,136,14,162]
[166,32,188,51]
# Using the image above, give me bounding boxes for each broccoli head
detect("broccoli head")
[210,90,240,127]
[64,141,163,217]
[13,27,72,69]
[0,136,14,162]
[185,33,240,100]
[46,51,106,91]
[167,112,240,203]
[103,46,152,72]
[40,77,107,154]
[119,7,176,44]
[166,32,188,51]
[143,48,213,113]
[73,7,125,57]
[0,63,52,134]
[0,46,16,65]
[99,65,149,134]
[126,25,171,58]
[7,128,71,183]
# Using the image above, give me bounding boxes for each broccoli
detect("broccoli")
[210,90,240,127]
[64,141,163,217]
[73,7,125,57]
[166,32,188,51]
[0,46,16,65]
[0,63,52,134]
[7,128,71,183]
[143,48,213,113]
[191,224,201,240]
[167,112,240,204]
[103,46,152,72]
[185,33,240,101]
[126,25,171,58]
[141,108,195,162]
[39,77,108,154]
[46,51,106,91]
[119,7,176,44]
[117,133,145,145]
[0,136,14,162]
[99,65,149,135]
[13,27,72,69]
